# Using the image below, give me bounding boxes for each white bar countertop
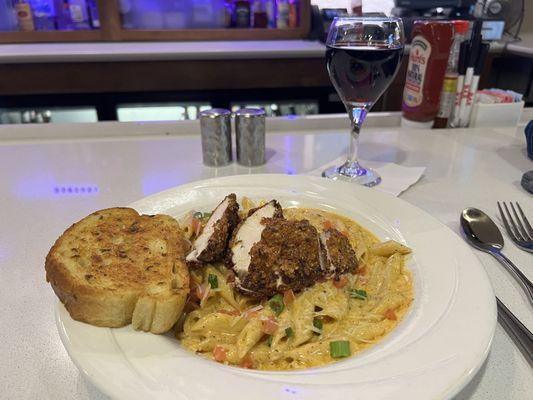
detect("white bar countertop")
[0,114,532,399]
[0,39,507,64]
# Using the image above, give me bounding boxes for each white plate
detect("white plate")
[56,174,496,400]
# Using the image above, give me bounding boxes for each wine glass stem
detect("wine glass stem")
[346,106,368,164]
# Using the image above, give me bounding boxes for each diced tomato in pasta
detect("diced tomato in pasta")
[240,356,254,369]
[245,310,259,320]
[262,317,278,334]
[333,275,348,288]
[213,346,227,362]
[323,220,334,230]
[384,309,397,321]
[226,270,236,283]
[283,289,295,306]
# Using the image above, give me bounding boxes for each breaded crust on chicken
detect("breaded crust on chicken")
[228,200,283,278]
[186,194,240,265]
[319,228,358,277]
[235,218,323,299]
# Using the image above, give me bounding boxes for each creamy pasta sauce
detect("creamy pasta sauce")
[177,206,413,370]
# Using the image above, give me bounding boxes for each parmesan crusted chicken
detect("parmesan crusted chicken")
[186,194,240,265]
[226,197,360,299]
[236,218,323,298]
[319,228,358,277]
[228,200,283,278]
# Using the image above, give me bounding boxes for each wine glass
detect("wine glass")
[324,17,404,186]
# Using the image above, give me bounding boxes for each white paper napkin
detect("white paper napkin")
[306,156,426,197]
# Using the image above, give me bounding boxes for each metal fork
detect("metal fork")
[497,202,533,253]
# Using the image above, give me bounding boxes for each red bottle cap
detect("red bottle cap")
[453,20,470,34]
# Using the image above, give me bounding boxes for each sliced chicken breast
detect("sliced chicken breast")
[229,200,283,278]
[186,193,239,264]
[319,228,358,277]
[236,218,323,299]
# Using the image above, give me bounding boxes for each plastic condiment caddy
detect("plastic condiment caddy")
[469,101,524,128]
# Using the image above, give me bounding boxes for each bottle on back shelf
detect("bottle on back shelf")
[265,0,276,28]
[54,0,71,30]
[87,0,99,29]
[0,0,17,31]
[276,0,289,28]
[434,20,470,129]
[224,0,235,28]
[235,1,251,28]
[68,0,90,29]
[253,0,267,28]
[30,0,55,30]
[288,0,298,28]
[15,0,35,31]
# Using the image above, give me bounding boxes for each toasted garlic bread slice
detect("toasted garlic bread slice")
[45,207,190,334]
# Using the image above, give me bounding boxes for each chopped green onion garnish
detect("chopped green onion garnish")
[202,212,212,221]
[266,335,273,347]
[193,211,203,219]
[285,327,294,337]
[313,318,323,334]
[350,289,367,300]
[330,340,351,358]
[269,294,285,316]
[208,274,218,289]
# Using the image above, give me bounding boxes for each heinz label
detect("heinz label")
[403,35,431,107]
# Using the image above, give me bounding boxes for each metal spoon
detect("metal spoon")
[461,208,533,365]
[461,207,533,307]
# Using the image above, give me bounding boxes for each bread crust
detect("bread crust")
[45,207,190,334]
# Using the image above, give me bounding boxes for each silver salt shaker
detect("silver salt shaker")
[199,109,232,167]
[235,108,266,167]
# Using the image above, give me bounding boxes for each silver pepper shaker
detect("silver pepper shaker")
[199,108,232,167]
[235,108,266,167]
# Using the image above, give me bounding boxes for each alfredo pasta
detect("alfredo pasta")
[178,201,413,370]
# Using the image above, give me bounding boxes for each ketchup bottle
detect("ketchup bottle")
[401,21,454,128]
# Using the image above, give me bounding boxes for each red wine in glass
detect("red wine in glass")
[326,44,403,109]
[323,17,404,186]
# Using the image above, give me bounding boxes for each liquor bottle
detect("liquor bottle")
[68,0,90,30]
[265,0,275,28]
[0,0,17,31]
[118,0,133,29]
[54,0,71,30]
[224,0,235,28]
[253,0,267,28]
[87,0,99,29]
[235,1,251,28]
[15,0,35,31]
[276,0,289,29]
[30,0,55,30]
[288,0,298,28]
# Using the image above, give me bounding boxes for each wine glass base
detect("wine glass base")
[322,164,381,187]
